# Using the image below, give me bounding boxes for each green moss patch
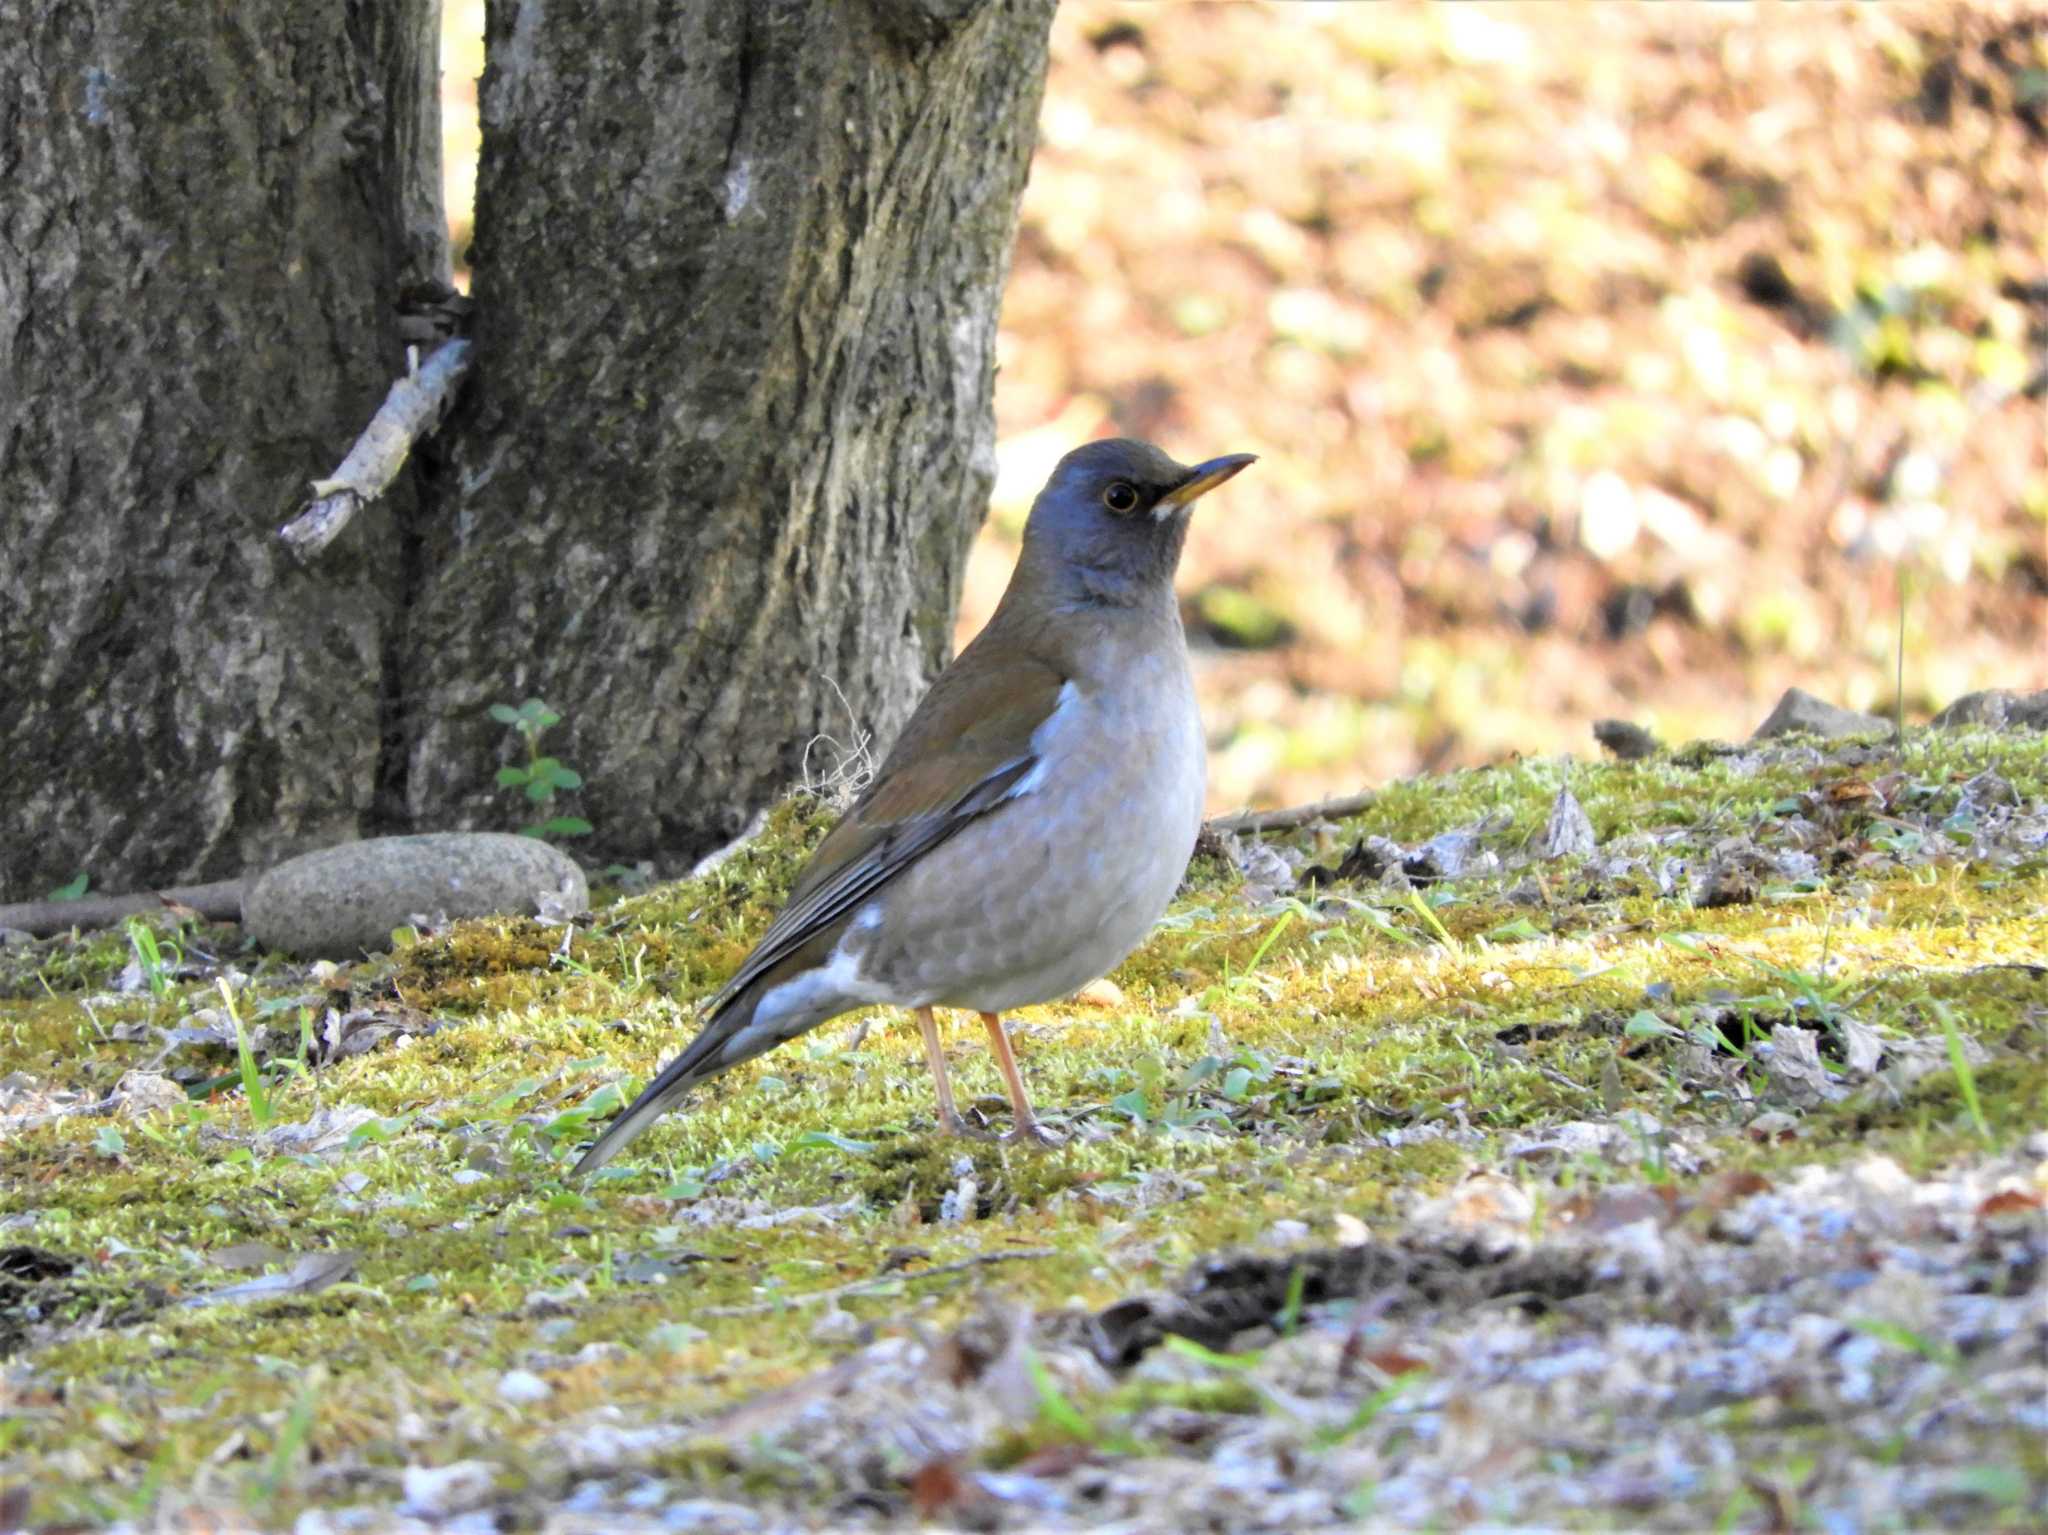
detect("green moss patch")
[2,732,2043,1527]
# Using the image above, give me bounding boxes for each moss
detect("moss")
[0,924,144,999]
[3,731,2045,1525]
[854,1136,1103,1220]
[1852,1059,2048,1143]
[391,917,563,1012]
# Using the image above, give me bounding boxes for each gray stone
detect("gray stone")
[1930,688,2048,731]
[114,1071,186,1120]
[243,833,586,959]
[1534,784,1598,859]
[1959,769,2019,812]
[1405,812,1510,883]
[1751,687,1887,741]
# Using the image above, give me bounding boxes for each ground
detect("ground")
[2,722,2043,1531]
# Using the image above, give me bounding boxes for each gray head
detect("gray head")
[1019,438,1257,608]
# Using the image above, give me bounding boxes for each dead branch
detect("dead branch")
[1201,790,1376,841]
[698,1246,1055,1317]
[0,880,244,940]
[279,337,473,558]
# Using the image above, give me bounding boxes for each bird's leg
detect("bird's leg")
[979,1012,1062,1146]
[914,1006,970,1137]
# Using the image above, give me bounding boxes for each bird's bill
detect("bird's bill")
[1158,452,1258,512]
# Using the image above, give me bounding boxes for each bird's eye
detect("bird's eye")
[1102,481,1139,514]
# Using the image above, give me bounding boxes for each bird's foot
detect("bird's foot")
[1002,1118,1065,1148]
[934,1111,1059,1146]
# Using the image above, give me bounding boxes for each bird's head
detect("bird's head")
[1020,438,1257,607]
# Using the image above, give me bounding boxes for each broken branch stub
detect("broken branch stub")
[279,337,473,559]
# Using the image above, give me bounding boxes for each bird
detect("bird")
[573,438,1256,1176]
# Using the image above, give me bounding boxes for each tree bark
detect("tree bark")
[0,0,446,901]
[390,0,1055,866]
[0,0,1054,900]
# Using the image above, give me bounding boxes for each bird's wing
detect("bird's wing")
[702,652,1072,1014]
[571,651,1072,1176]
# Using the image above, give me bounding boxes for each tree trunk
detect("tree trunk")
[391,0,1055,866]
[0,0,445,901]
[0,0,1053,901]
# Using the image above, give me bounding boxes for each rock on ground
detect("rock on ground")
[1931,689,2048,731]
[1752,687,1888,740]
[242,833,586,959]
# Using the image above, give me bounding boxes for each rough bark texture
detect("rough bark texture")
[0,0,1052,898]
[0,0,446,901]
[392,0,1056,867]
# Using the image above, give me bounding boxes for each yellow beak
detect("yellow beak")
[1159,452,1258,511]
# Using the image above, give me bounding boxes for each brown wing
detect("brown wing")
[701,651,1070,1013]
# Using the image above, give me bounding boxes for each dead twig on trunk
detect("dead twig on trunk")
[279,338,473,558]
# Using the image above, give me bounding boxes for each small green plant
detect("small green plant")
[124,918,182,1001]
[1021,1348,1139,1453]
[491,697,594,840]
[535,1081,627,1160]
[1245,906,1298,971]
[1276,1263,1308,1335]
[255,1373,322,1508]
[1893,564,1909,752]
[1314,1371,1423,1448]
[1405,888,1459,950]
[219,978,276,1129]
[1161,1335,1265,1372]
[1927,1000,1992,1144]
[46,871,89,902]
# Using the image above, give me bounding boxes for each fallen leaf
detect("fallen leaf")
[399,1460,499,1519]
[1361,1348,1430,1377]
[1699,1170,1773,1208]
[910,1459,973,1519]
[182,1249,359,1307]
[1746,1110,1802,1142]
[1759,1024,1843,1105]
[113,1071,185,1121]
[1535,783,1598,859]
[1556,1184,1681,1231]
[1836,1018,1886,1076]
[1976,1188,2043,1227]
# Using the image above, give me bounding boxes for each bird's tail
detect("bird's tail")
[571,992,767,1177]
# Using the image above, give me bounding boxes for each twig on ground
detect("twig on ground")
[6,1092,124,1130]
[698,1246,1055,1317]
[1201,791,1376,842]
[0,880,245,940]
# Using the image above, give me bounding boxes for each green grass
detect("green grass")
[0,726,2043,1526]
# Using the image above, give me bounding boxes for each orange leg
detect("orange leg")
[980,1012,1062,1146]
[914,1006,968,1136]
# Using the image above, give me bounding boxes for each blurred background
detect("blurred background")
[443,1,2047,814]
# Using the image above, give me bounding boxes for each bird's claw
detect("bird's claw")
[935,1113,1061,1147]
[1003,1119,1065,1148]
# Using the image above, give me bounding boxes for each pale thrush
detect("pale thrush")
[575,438,1255,1174]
